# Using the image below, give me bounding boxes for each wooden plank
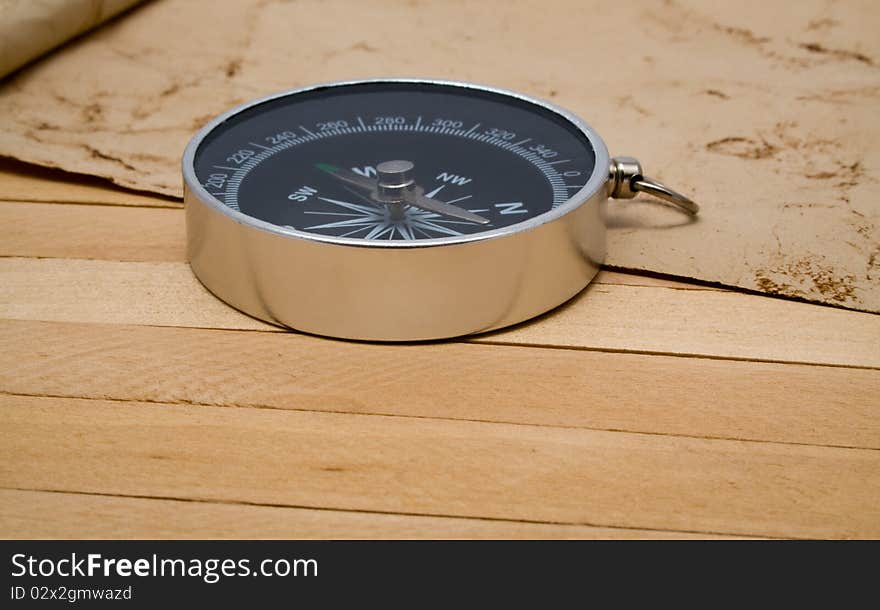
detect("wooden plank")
[0,200,710,291]
[1,394,876,539]
[0,489,735,540]
[1,201,185,262]
[489,283,880,367]
[1,257,877,368]
[0,258,271,330]
[1,319,877,449]
[0,159,177,207]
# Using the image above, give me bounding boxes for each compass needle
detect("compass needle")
[318,159,489,224]
[409,190,489,224]
[185,79,697,340]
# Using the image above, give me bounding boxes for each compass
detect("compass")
[183,79,697,340]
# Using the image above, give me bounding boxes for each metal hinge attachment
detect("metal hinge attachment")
[609,156,699,216]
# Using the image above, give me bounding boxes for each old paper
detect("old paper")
[0,0,143,78]
[0,0,877,311]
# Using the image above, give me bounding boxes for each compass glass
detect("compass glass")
[192,81,598,241]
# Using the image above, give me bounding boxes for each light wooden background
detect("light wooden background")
[0,159,878,539]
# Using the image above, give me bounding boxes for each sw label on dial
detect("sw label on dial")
[193,82,597,241]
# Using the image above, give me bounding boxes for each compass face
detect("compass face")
[191,81,598,242]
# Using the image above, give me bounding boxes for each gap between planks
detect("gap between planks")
[1,319,877,450]
[1,394,876,539]
[2,197,877,368]
[0,200,706,289]
[0,489,752,540]
[0,254,876,368]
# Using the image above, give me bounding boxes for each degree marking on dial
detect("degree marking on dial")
[464,123,481,136]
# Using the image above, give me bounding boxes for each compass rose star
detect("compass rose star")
[303,196,470,240]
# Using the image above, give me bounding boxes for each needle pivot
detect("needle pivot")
[316,160,490,224]
[376,160,415,203]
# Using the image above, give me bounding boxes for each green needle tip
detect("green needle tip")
[315,163,340,173]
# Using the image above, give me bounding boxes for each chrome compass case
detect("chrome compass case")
[183,79,697,340]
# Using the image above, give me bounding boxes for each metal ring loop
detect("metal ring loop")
[609,156,699,216]
[631,177,700,215]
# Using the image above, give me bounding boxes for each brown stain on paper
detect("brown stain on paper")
[706,137,779,160]
[798,42,874,67]
[703,89,730,100]
[755,258,858,305]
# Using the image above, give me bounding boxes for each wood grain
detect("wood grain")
[1,394,877,539]
[0,489,740,540]
[1,257,876,367]
[1,201,185,262]
[489,282,880,367]
[0,199,712,293]
[1,319,877,449]
[2,164,877,540]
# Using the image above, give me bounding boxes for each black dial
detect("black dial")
[193,81,597,241]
